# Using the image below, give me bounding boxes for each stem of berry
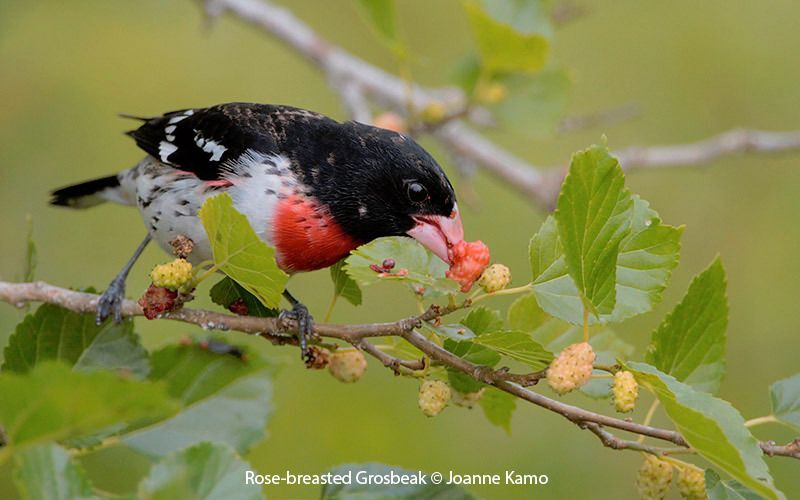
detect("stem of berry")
[582,306,590,342]
[324,293,339,323]
[745,415,778,427]
[637,400,661,444]
[469,283,534,304]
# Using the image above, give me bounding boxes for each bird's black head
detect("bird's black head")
[294,120,464,263]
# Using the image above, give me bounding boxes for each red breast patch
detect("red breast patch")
[272,194,361,272]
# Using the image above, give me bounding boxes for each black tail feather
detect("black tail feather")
[50,175,120,208]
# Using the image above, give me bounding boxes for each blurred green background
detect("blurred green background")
[1,0,799,498]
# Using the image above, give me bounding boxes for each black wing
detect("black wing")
[125,103,329,180]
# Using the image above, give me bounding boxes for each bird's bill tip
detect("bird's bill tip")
[407,207,464,264]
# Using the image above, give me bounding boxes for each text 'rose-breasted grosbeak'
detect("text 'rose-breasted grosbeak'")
[51,103,466,358]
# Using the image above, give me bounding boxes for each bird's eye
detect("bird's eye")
[407,182,428,203]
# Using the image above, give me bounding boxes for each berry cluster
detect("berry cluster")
[676,465,706,500]
[635,455,673,500]
[478,263,511,293]
[150,258,194,292]
[328,350,367,383]
[546,342,596,395]
[418,380,451,417]
[612,370,639,413]
[446,240,491,292]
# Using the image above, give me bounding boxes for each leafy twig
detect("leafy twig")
[0,280,797,462]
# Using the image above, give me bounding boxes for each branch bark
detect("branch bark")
[1,280,797,462]
[203,0,800,210]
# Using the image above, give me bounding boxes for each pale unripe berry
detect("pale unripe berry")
[328,350,367,383]
[150,259,194,291]
[478,264,511,293]
[677,465,707,500]
[418,380,451,417]
[451,389,484,408]
[546,342,595,395]
[613,370,639,413]
[420,102,447,123]
[635,455,673,500]
[476,81,508,104]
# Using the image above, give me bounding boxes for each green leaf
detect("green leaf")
[344,236,458,295]
[477,0,554,37]
[330,260,363,306]
[472,331,553,370]
[769,373,800,431]
[607,195,683,322]
[122,343,273,458]
[530,197,680,325]
[209,276,279,317]
[529,215,584,324]
[479,387,516,434]
[355,0,398,45]
[3,304,150,378]
[0,362,176,454]
[491,69,571,138]
[444,339,500,393]
[556,145,633,316]
[462,306,503,335]
[507,293,547,331]
[199,193,288,309]
[646,258,728,394]
[464,0,549,74]
[628,362,784,500]
[138,442,260,500]
[321,463,476,499]
[13,444,95,500]
[706,469,761,500]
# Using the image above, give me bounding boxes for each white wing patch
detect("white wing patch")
[193,132,227,162]
[158,141,178,162]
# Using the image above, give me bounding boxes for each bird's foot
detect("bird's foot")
[96,277,126,325]
[279,302,315,364]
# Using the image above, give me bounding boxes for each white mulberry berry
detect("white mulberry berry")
[546,342,595,395]
[328,350,367,383]
[478,264,511,293]
[418,380,451,417]
[635,455,673,500]
[677,465,707,500]
[613,370,639,413]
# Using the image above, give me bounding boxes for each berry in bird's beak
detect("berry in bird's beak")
[406,206,465,264]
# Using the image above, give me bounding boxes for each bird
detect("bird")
[50,102,465,360]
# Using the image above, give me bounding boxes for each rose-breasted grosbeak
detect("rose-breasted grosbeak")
[51,103,465,358]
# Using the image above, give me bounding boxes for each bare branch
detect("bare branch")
[2,279,798,461]
[202,0,800,210]
[615,128,800,172]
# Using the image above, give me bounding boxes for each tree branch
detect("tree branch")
[202,0,800,210]
[2,280,797,461]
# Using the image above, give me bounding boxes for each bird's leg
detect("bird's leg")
[279,289,315,362]
[96,234,152,325]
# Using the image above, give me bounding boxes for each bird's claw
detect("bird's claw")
[96,278,126,325]
[279,303,315,363]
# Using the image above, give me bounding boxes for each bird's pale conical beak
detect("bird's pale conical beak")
[407,205,464,264]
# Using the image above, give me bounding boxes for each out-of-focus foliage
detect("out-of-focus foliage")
[1,0,799,498]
